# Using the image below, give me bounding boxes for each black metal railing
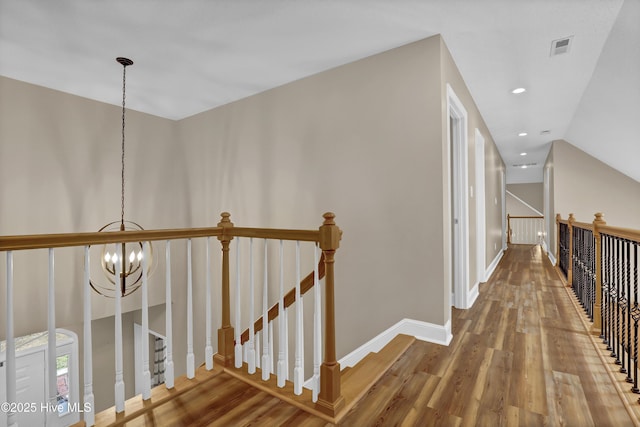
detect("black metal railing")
[559,222,570,279]
[572,226,595,321]
[602,233,640,395]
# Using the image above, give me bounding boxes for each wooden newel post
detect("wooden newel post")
[567,213,575,287]
[216,212,235,366]
[507,214,511,245]
[592,212,606,335]
[555,213,561,261]
[316,212,345,416]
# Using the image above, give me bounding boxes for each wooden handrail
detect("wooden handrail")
[571,221,594,231]
[596,224,640,243]
[0,227,223,251]
[0,226,321,252]
[238,252,325,345]
[508,215,544,219]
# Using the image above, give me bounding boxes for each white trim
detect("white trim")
[547,250,557,266]
[485,249,504,281]
[467,283,479,308]
[338,318,453,370]
[506,190,543,216]
[501,171,507,251]
[475,129,486,283]
[447,84,470,310]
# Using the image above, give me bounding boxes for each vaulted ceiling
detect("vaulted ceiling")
[1,0,637,183]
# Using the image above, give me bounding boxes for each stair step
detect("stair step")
[339,334,415,416]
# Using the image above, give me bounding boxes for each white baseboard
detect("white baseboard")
[485,250,503,281]
[338,318,452,369]
[547,250,557,266]
[467,283,479,308]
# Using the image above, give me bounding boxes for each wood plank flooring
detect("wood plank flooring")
[104,245,636,426]
[340,244,634,426]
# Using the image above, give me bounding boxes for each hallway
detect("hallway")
[340,244,634,426]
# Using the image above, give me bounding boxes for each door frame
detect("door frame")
[447,84,470,309]
[475,128,486,283]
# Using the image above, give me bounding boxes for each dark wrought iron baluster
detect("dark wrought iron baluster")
[615,237,622,364]
[626,239,632,381]
[603,234,609,343]
[593,230,596,320]
[633,242,639,394]
[612,236,619,359]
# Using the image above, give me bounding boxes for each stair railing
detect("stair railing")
[556,212,640,402]
[507,214,544,245]
[0,211,344,426]
[216,212,344,416]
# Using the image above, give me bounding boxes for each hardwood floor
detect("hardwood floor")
[101,245,637,426]
[341,244,635,426]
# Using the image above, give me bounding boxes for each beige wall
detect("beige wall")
[506,193,541,216]
[551,139,640,228]
[507,183,543,213]
[440,38,506,282]
[0,35,506,411]
[179,36,447,354]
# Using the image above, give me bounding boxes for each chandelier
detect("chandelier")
[90,57,153,297]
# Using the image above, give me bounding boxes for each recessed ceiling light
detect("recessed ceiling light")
[521,165,528,169]
[512,88,526,94]
[518,132,528,136]
[520,152,527,156]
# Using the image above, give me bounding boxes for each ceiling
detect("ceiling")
[1,0,637,184]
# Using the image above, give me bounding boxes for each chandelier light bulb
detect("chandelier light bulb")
[129,251,136,263]
[104,252,111,262]
[137,251,143,261]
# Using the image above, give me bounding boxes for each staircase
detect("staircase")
[82,334,416,426]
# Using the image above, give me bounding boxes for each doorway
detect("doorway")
[447,85,470,309]
[475,129,486,284]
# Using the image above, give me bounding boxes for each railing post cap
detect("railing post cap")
[323,212,336,225]
[217,212,234,241]
[555,213,561,222]
[320,212,341,250]
[218,212,233,226]
[568,213,575,223]
[594,212,606,223]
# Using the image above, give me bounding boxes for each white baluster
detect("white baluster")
[277,240,286,387]
[235,238,242,368]
[165,241,175,388]
[269,320,274,374]
[255,331,261,369]
[312,243,321,402]
[186,239,195,379]
[114,246,125,413]
[5,252,17,427]
[247,238,256,374]
[47,248,57,417]
[83,246,95,425]
[284,307,289,380]
[141,242,151,399]
[261,239,270,380]
[205,237,214,370]
[294,241,304,395]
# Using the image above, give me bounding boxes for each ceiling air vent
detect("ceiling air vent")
[512,162,538,168]
[550,36,573,56]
